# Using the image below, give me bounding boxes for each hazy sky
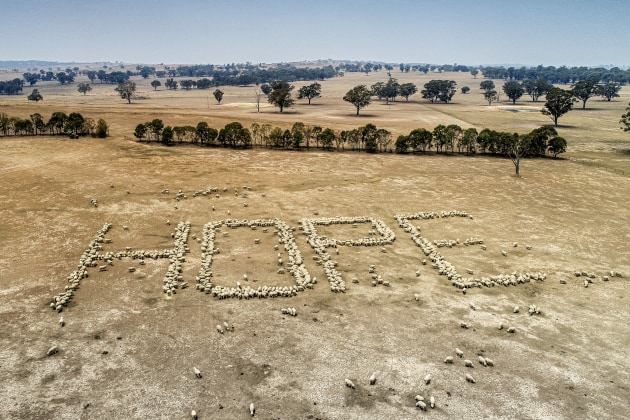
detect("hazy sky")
[2,0,629,67]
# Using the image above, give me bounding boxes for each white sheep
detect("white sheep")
[47,346,58,356]
[223,321,230,331]
[416,400,427,410]
[464,359,474,368]
[455,348,464,358]
[191,409,197,419]
[444,356,454,364]
[249,402,255,416]
[345,379,355,389]
[478,356,487,366]
[507,327,516,333]
[513,306,520,313]
[430,395,435,409]
[216,325,224,334]
[424,373,431,385]
[485,358,494,367]
[59,316,64,327]
[369,373,376,385]
[465,373,476,383]
[501,250,507,257]
[193,367,202,378]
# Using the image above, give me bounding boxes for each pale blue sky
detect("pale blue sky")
[1,0,628,67]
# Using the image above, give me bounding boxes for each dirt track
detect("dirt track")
[0,136,629,419]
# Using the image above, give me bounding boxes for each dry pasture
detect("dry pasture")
[0,68,629,419]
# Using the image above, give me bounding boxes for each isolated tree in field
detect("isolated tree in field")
[620,103,630,131]
[522,78,552,102]
[297,82,321,104]
[151,80,161,91]
[461,86,470,94]
[597,82,621,102]
[343,85,372,116]
[502,81,524,104]
[421,80,457,103]
[547,136,567,157]
[484,90,498,105]
[27,89,43,102]
[115,81,136,104]
[398,82,417,101]
[267,81,294,112]
[77,82,92,95]
[213,89,224,104]
[571,78,599,109]
[480,80,495,91]
[542,87,576,126]
[254,89,263,113]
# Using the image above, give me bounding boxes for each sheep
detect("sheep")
[455,348,464,358]
[216,325,224,334]
[430,395,435,409]
[584,280,589,288]
[501,250,507,257]
[513,242,518,248]
[444,356,454,364]
[485,358,494,367]
[416,400,427,411]
[47,346,58,356]
[249,402,255,416]
[513,306,520,313]
[414,293,420,301]
[59,316,64,327]
[526,245,532,250]
[498,323,504,330]
[423,373,432,385]
[469,303,477,311]
[460,322,470,329]
[345,379,356,389]
[223,321,231,331]
[465,373,476,383]
[507,327,516,333]
[478,356,487,366]
[464,359,474,368]
[528,305,541,316]
[369,373,377,385]
[193,367,202,378]
[122,225,129,231]
[191,409,197,420]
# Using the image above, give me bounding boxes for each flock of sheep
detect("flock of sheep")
[299,216,396,292]
[395,211,547,292]
[195,218,315,299]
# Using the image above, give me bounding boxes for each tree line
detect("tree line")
[131,118,565,159]
[480,65,630,85]
[0,111,108,138]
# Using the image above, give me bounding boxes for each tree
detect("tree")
[421,80,457,103]
[620,103,630,132]
[27,89,43,102]
[571,78,599,109]
[318,128,336,150]
[408,128,432,152]
[77,82,92,95]
[343,85,372,116]
[471,69,479,78]
[218,122,251,147]
[527,126,558,156]
[267,81,294,112]
[134,123,147,141]
[165,78,178,90]
[254,89,263,113]
[213,89,224,104]
[260,83,272,96]
[30,113,45,134]
[56,72,74,85]
[480,80,495,91]
[398,83,417,101]
[502,81,524,104]
[94,119,108,138]
[151,80,161,91]
[461,86,470,94]
[395,135,410,153]
[162,126,174,145]
[597,82,621,102]
[86,70,97,83]
[547,136,567,158]
[180,80,195,90]
[297,82,322,105]
[115,81,136,104]
[542,87,576,126]
[484,90,498,106]
[65,112,85,136]
[509,133,530,178]
[522,78,552,102]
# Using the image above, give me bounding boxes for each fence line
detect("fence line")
[567,156,627,177]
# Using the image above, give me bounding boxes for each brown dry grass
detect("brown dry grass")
[0,69,629,419]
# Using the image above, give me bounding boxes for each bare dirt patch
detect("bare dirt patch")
[0,134,628,419]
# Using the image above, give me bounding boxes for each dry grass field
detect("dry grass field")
[0,68,629,419]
